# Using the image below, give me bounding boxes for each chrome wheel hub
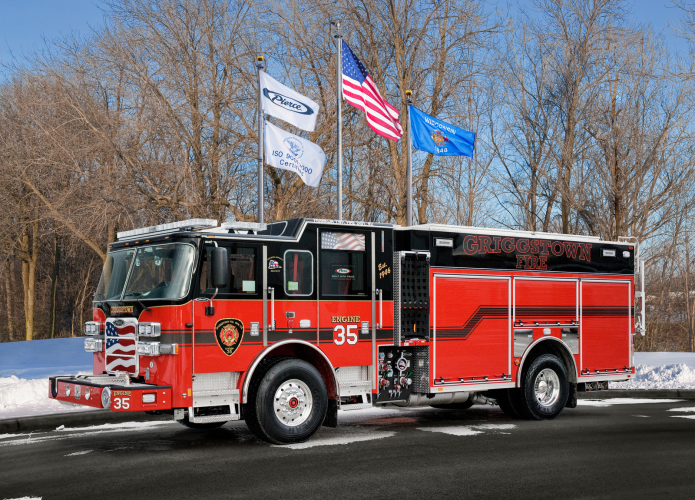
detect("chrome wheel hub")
[534,368,560,407]
[273,379,312,427]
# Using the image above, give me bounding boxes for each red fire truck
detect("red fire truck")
[49,218,644,444]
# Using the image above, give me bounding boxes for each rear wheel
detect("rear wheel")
[245,358,328,444]
[492,389,526,419]
[519,354,569,420]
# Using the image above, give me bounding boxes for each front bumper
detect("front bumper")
[49,374,172,412]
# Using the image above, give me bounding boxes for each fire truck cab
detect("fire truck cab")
[49,218,643,444]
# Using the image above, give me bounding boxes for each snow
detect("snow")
[274,430,396,450]
[610,353,695,390]
[1,347,695,421]
[0,375,97,420]
[417,423,517,437]
[578,399,683,407]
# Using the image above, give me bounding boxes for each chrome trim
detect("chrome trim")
[534,368,561,407]
[516,336,578,387]
[262,245,267,347]
[241,339,338,404]
[273,379,313,427]
[371,231,376,391]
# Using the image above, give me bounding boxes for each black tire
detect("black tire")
[246,358,328,444]
[490,389,527,419]
[178,415,226,429]
[430,400,475,410]
[519,354,569,420]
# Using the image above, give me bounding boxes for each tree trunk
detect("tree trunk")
[49,232,60,339]
[20,216,39,341]
[3,258,14,342]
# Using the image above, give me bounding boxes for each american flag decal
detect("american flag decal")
[321,232,365,251]
[105,320,138,374]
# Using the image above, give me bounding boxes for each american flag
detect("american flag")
[321,232,366,251]
[341,41,403,141]
[105,321,137,374]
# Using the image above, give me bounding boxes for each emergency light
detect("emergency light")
[117,219,218,241]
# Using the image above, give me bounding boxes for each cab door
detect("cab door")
[317,229,375,368]
[193,242,263,374]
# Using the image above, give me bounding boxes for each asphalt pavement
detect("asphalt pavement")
[2,399,695,500]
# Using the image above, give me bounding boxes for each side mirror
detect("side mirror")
[210,247,228,289]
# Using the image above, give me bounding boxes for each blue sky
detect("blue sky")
[0,0,690,79]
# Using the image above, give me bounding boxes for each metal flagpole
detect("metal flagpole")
[257,55,265,224]
[406,90,413,227]
[332,21,343,221]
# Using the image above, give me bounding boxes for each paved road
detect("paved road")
[2,399,695,500]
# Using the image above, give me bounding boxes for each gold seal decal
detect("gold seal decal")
[214,318,244,356]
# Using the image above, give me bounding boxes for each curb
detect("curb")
[0,410,171,434]
[578,389,695,400]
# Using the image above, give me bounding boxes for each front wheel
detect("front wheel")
[520,354,569,420]
[246,359,328,444]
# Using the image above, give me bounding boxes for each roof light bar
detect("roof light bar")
[221,221,268,232]
[117,219,218,241]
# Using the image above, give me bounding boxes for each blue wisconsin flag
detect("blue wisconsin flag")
[409,105,475,157]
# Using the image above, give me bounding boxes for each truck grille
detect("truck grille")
[105,317,139,376]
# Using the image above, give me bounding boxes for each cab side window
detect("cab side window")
[199,246,257,295]
[320,231,368,297]
[284,250,313,296]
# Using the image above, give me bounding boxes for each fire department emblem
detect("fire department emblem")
[214,318,244,356]
[431,130,448,146]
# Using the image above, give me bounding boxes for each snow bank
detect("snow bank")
[0,375,96,420]
[610,364,695,390]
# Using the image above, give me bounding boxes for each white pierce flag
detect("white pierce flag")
[264,121,326,187]
[259,70,319,132]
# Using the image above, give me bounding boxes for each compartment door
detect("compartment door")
[433,275,511,384]
[581,280,632,372]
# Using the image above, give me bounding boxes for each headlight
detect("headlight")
[84,338,103,352]
[84,321,100,335]
[137,342,160,356]
[84,387,91,400]
[101,387,111,409]
[65,384,71,397]
[138,322,161,337]
[142,393,156,404]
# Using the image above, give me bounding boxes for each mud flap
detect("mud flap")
[323,399,338,427]
[565,383,577,408]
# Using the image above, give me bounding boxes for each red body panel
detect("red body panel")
[581,280,632,372]
[433,275,510,383]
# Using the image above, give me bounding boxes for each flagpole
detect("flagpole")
[406,90,413,227]
[332,21,343,221]
[256,55,265,224]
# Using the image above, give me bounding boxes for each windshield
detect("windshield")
[95,243,196,302]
